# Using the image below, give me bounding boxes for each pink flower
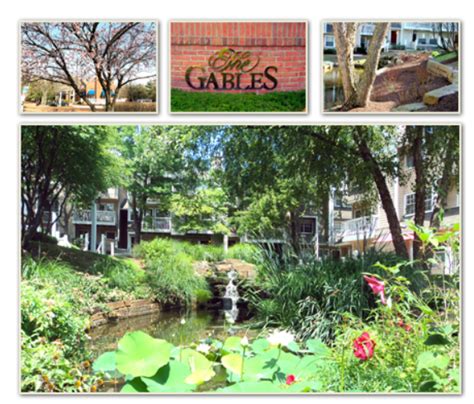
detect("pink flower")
[286,374,296,385]
[353,332,376,361]
[363,275,386,305]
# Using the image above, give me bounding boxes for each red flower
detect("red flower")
[353,332,376,361]
[363,275,386,305]
[286,374,296,385]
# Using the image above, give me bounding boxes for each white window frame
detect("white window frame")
[404,192,434,216]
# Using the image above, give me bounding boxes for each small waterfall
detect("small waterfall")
[223,269,239,323]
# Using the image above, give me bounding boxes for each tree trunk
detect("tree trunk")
[132,197,143,244]
[333,23,358,101]
[287,210,301,254]
[353,23,389,107]
[430,135,457,229]
[412,126,426,259]
[337,23,389,110]
[354,129,409,259]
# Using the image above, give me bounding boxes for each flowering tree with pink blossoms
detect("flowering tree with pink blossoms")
[21,22,157,111]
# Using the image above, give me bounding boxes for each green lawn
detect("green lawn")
[170,89,306,112]
[434,51,458,63]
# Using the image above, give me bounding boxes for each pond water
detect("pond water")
[88,308,255,355]
[87,308,256,392]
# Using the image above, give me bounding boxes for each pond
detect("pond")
[88,308,255,354]
[87,308,257,392]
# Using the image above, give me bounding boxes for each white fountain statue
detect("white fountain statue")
[224,269,239,323]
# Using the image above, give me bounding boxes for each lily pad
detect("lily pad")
[142,361,195,392]
[116,331,173,377]
[93,351,116,373]
[121,377,148,393]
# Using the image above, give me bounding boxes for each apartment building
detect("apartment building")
[68,189,237,251]
[323,22,458,52]
[328,140,459,260]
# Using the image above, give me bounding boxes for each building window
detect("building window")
[325,35,335,48]
[98,203,114,211]
[425,126,434,134]
[299,219,315,234]
[325,23,333,33]
[406,154,415,168]
[405,193,434,216]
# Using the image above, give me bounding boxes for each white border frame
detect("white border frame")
[17,122,463,396]
[18,19,160,115]
[320,19,462,115]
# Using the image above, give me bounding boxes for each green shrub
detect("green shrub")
[195,288,213,305]
[21,280,88,355]
[134,238,225,263]
[145,251,209,306]
[21,331,99,393]
[100,258,146,293]
[113,102,157,112]
[171,89,306,112]
[246,247,424,341]
[227,243,261,264]
[30,232,58,245]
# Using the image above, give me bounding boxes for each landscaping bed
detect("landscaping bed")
[171,89,306,112]
[351,56,452,112]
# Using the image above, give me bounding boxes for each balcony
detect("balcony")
[335,215,379,239]
[142,217,172,233]
[73,210,116,225]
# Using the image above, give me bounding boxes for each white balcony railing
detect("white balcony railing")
[73,210,116,225]
[335,215,378,237]
[401,22,434,31]
[142,217,172,233]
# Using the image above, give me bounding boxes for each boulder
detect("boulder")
[423,84,459,105]
[392,102,428,112]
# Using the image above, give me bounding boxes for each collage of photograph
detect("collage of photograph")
[16,13,462,397]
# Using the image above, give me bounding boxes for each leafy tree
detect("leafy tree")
[118,125,213,243]
[21,22,156,111]
[401,126,460,258]
[219,125,411,257]
[21,125,119,246]
[170,187,230,235]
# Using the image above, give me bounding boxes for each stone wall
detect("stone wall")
[170,22,307,93]
[90,299,160,328]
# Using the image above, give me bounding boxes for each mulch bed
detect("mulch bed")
[349,54,454,112]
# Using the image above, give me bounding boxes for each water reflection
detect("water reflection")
[88,308,254,356]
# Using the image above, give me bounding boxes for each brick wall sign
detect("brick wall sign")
[170,22,307,94]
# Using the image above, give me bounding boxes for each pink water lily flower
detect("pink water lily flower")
[363,275,386,305]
